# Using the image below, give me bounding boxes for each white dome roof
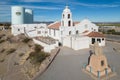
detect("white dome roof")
[63,6,71,13]
[80,19,91,24]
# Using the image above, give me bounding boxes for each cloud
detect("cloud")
[0,5,11,10]
[19,0,68,3]
[0,2,8,5]
[0,14,10,17]
[20,5,62,10]
[72,2,120,8]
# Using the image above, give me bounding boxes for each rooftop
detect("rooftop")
[48,21,80,30]
[86,32,105,37]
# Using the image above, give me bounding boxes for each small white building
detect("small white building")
[11,23,47,37]
[11,6,105,52]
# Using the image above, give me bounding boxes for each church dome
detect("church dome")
[80,19,91,24]
[63,6,71,13]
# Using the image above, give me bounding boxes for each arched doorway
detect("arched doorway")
[69,31,71,35]
[76,30,79,34]
[58,42,62,46]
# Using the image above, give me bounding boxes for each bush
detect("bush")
[19,53,24,57]
[0,48,5,53]
[7,48,16,55]
[14,62,19,65]
[29,51,49,65]
[0,58,5,62]
[0,40,5,43]
[28,44,32,47]
[107,29,115,34]
[22,38,31,43]
[28,44,48,65]
[34,44,43,52]
[0,34,5,39]
[112,32,120,35]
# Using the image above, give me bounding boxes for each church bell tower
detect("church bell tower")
[61,6,73,27]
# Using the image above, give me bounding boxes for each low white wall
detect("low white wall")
[63,36,71,48]
[33,39,58,53]
[63,36,89,50]
[11,23,47,37]
[72,37,89,50]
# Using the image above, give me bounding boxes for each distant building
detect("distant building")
[99,26,120,32]
[11,6,105,52]
[25,9,33,24]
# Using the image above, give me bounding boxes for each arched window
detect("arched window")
[76,30,79,34]
[62,21,64,26]
[63,14,64,18]
[69,31,71,35]
[68,14,70,19]
[68,21,71,26]
[101,60,104,66]
[18,29,20,31]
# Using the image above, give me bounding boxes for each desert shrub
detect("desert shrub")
[28,44,32,47]
[107,29,115,34]
[34,44,43,52]
[0,48,5,53]
[22,38,31,43]
[112,32,120,35]
[19,53,24,57]
[0,34,5,38]
[29,51,49,65]
[7,48,16,55]
[0,40,5,43]
[14,62,19,65]
[0,58,5,62]
[27,44,48,65]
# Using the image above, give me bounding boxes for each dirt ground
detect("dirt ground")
[0,29,33,80]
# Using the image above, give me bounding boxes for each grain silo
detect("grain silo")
[11,6,25,24]
[25,9,33,24]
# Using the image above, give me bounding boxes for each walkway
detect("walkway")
[34,47,93,80]
[35,41,120,80]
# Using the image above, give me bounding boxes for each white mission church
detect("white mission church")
[11,6,105,52]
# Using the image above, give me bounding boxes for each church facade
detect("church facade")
[11,6,105,52]
[47,6,105,49]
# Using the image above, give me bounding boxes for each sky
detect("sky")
[0,0,120,22]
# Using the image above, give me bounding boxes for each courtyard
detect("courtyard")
[35,41,120,80]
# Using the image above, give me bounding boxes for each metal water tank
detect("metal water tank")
[11,6,25,24]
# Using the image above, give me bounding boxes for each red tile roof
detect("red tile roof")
[82,30,89,33]
[73,22,80,26]
[48,22,61,30]
[48,21,80,30]
[86,32,105,37]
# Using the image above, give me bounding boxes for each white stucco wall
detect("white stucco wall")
[11,23,47,37]
[48,29,60,40]
[75,19,98,33]
[33,38,58,53]
[63,35,89,50]
[72,37,89,50]
[11,25,25,35]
